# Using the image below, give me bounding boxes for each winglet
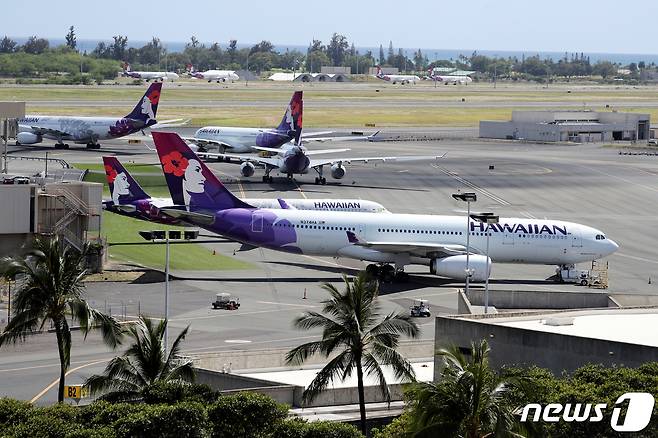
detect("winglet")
[346,231,360,244]
[277,198,295,209]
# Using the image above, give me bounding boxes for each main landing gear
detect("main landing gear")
[314,165,327,185]
[365,263,409,283]
[54,142,69,149]
[86,142,101,149]
[262,167,273,183]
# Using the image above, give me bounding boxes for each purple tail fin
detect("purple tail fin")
[102,156,150,204]
[124,82,162,126]
[152,131,253,212]
[276,91,303,145]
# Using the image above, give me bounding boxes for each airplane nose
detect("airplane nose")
[605,239,619,255]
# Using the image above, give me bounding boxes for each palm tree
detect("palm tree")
[286,272,420,435]
[85,315,195,402]
[0,236,123,403]
[406,339,527,438]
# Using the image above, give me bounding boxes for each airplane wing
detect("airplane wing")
[28,126,73,137]
[159,208,215,225]
[196,151,280,168]
[151,119,190,128]
[302,131,380,143]
[301,131,335,138]
[251,146,351,156]
[309,154,443,169]
[346,231,469,258]
[181,136,237,151]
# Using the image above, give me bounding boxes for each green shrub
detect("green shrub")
[274,419,364,438]
[114,402,207,438]
[142,381,218,404]
[0,398,32,427]
[207,392,288,438]
[75,401,143,428]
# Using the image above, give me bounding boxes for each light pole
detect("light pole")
[452,192,477,295]
[470,213,499,314]
[139,229,199,355]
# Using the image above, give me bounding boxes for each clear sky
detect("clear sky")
[5,0,658,54]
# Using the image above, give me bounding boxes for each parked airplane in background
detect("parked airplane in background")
[122,63,179,82]
[186,64,239,83]
[102,156,390,224]
[185,91,372,155]
[152,131,618,283]
[16,83,164,149]
[186,91,303,153]
[427,68,473,85]
[374,66,420,85]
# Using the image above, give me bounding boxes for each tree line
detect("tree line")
[2,27,653,82]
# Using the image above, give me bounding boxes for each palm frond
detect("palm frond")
[302,350,351,403]
[362,352,391,402]
[69,300,123,348]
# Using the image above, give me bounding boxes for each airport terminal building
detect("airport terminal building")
[480,110,650,142]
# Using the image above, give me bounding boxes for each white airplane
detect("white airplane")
[186,64,239,83]
[152,132,620,283]
[16,83,166,149]
[428,68,473,85]
[185,91,376,154]
[122,63,179,82]
[374,66,421,85]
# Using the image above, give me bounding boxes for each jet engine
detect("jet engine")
[240,162,255,177]
[330,163,346,179]
[430,254,491,282]
[16,132,42,145]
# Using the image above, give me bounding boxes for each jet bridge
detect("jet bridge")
[0,101,25,174]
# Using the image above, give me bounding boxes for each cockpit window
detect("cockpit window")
[595,234,606,240]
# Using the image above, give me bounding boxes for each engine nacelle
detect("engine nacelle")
[330,163,346,179]
[16,132,42,145]
[240,162,255,177]
[430,254,491,282]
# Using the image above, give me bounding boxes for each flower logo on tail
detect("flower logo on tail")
[104,165,118,183]
[148,89,160,105]
[162,151,189,177]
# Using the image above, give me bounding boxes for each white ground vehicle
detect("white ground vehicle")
[410,299,431,317]
[211,293,240,310]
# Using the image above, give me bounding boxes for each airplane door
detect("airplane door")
[358,224,367,240]
[571,231,582,248]
[251,212,263,233]
[503,233,514,245]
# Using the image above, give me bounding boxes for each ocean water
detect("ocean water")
[12,37,658,65]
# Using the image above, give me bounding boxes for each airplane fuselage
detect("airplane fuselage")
[18,116,151,144]
[187,208,618,267]
[194,126,292,153]
[125,71,179,81]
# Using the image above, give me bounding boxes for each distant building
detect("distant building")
[321,66,351,74]
[480,110,650,142]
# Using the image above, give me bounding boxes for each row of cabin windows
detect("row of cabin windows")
[378,229,462,235]
[273,222,356,231]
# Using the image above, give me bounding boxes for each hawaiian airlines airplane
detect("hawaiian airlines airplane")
[122,63,179,82]
[374,66,420,85]
[186,64,239,83]
[102,156,389,224]
[16,83,163,149]
[152,132,619,283]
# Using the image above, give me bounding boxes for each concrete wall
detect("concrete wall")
[195,368,300,406]
[434,315,658,378]
[466,289,610,309]
[191,340,434,372]
[322,66,351,74]
[0,185,35,234]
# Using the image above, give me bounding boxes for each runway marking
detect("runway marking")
[614,252,658,265]
[293,180,307,199]
[224,340,252,344]
[168,307,303,322]
[256,301,317,308]
[216,170,245,198]
[432,164,511,206]
[30,359,108,404]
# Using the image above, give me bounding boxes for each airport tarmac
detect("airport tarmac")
[1,133,658,404]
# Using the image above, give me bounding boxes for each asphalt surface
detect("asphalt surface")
[2,128,658,404]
